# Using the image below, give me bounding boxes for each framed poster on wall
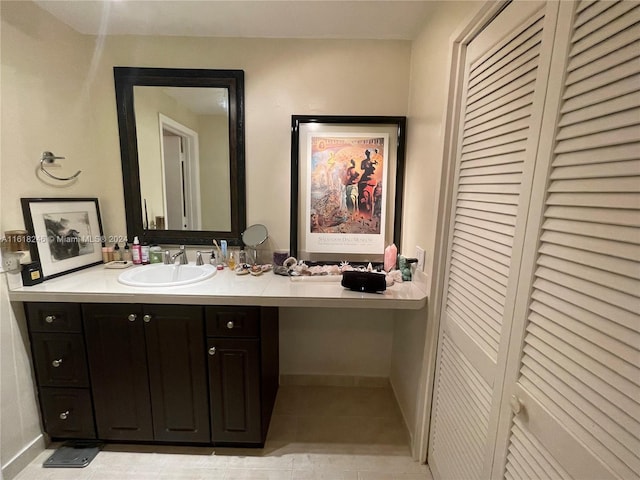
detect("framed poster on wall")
[290,115,406,265]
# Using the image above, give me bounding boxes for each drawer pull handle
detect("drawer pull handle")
[128,314,137,322]
[59,410,70,420]
[208,347,216,356]
[52,359,63,368]
[226,321,235,329]
[45,315,56,323]
[143,314,152,323]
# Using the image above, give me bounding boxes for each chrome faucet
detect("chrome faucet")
[165,245,188,264]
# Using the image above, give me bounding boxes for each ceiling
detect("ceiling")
[33,0,439,40]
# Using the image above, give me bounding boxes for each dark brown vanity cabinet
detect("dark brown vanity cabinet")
[82,304,210,443]
[206,306,279,446]
[26,302,278,446]
[26,303,96,439]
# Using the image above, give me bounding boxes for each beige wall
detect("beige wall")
[198,114,231,231]
[0,3,124,237]
[103,35,412,248]
[1,0,481,473]
[1,1,414,473]
[390,0,482,450]
[1,2,109,476]
[280,308,394,377]
[100,27,413,381]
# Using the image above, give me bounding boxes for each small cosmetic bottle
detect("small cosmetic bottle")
[149,245,163,264]
[220,240,228,265]
[123,241,132,262]
[132,236,142,264]
[141,242,150,265]
[112,243,122,261]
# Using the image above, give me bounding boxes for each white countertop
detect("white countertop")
[7,264,428,310]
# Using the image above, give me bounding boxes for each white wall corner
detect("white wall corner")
[1,435,45,480]
[389,374,414,450]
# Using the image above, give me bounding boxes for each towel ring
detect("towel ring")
[40,151,81,181]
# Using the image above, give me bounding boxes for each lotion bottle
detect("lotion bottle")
[132,236,142,264]
[123,241,132,262]
[141,241,150,265]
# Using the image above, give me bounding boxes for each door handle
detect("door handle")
[510,394,524,415]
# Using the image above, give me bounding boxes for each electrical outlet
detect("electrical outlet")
[2,254,20,272]
[415,246,425,271]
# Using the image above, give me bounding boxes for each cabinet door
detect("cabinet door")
[83,304,153,441]
[208,338,262,445]
[144,305,210,443]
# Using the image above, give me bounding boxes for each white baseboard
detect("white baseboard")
[279,374,390,388]
[389,376,415,457]
[1,435,46,480]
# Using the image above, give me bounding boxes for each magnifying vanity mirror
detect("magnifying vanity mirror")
[242,224,268,264]
[114,67,246,245]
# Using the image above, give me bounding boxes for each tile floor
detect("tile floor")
[13,385,432,480]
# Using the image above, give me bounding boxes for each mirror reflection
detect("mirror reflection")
[134,86,231,231]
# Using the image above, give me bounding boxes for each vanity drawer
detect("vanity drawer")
[39,387,96,439]
[31,333,89,388]
[206,306,259,337]
[26,303,82,333]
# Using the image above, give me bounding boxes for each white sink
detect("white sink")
[118,263,217,287]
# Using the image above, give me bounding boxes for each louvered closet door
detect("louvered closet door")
[500,1,640,478]
[428,2,558,478]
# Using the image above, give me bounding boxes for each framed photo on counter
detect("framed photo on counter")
[21,197,104,280]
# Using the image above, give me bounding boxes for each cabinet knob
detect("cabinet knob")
[510,394,524,415]
[59,410,70,420]
[226,321,235,329]
[208,347,216,356]
[143,314,152,323]
[128,314,137,322]
[52,358,63,368]
[45,315,56,323]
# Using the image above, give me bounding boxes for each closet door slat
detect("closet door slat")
[553,142,639,166]
[558,92,640,128]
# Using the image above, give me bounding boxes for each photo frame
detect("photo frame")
[291,115,406,265]
[21,198,104,280]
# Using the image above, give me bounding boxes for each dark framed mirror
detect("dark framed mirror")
[114,67,246,246]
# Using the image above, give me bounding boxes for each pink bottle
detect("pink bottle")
[384,244,397,272]
[131,236,142,265]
